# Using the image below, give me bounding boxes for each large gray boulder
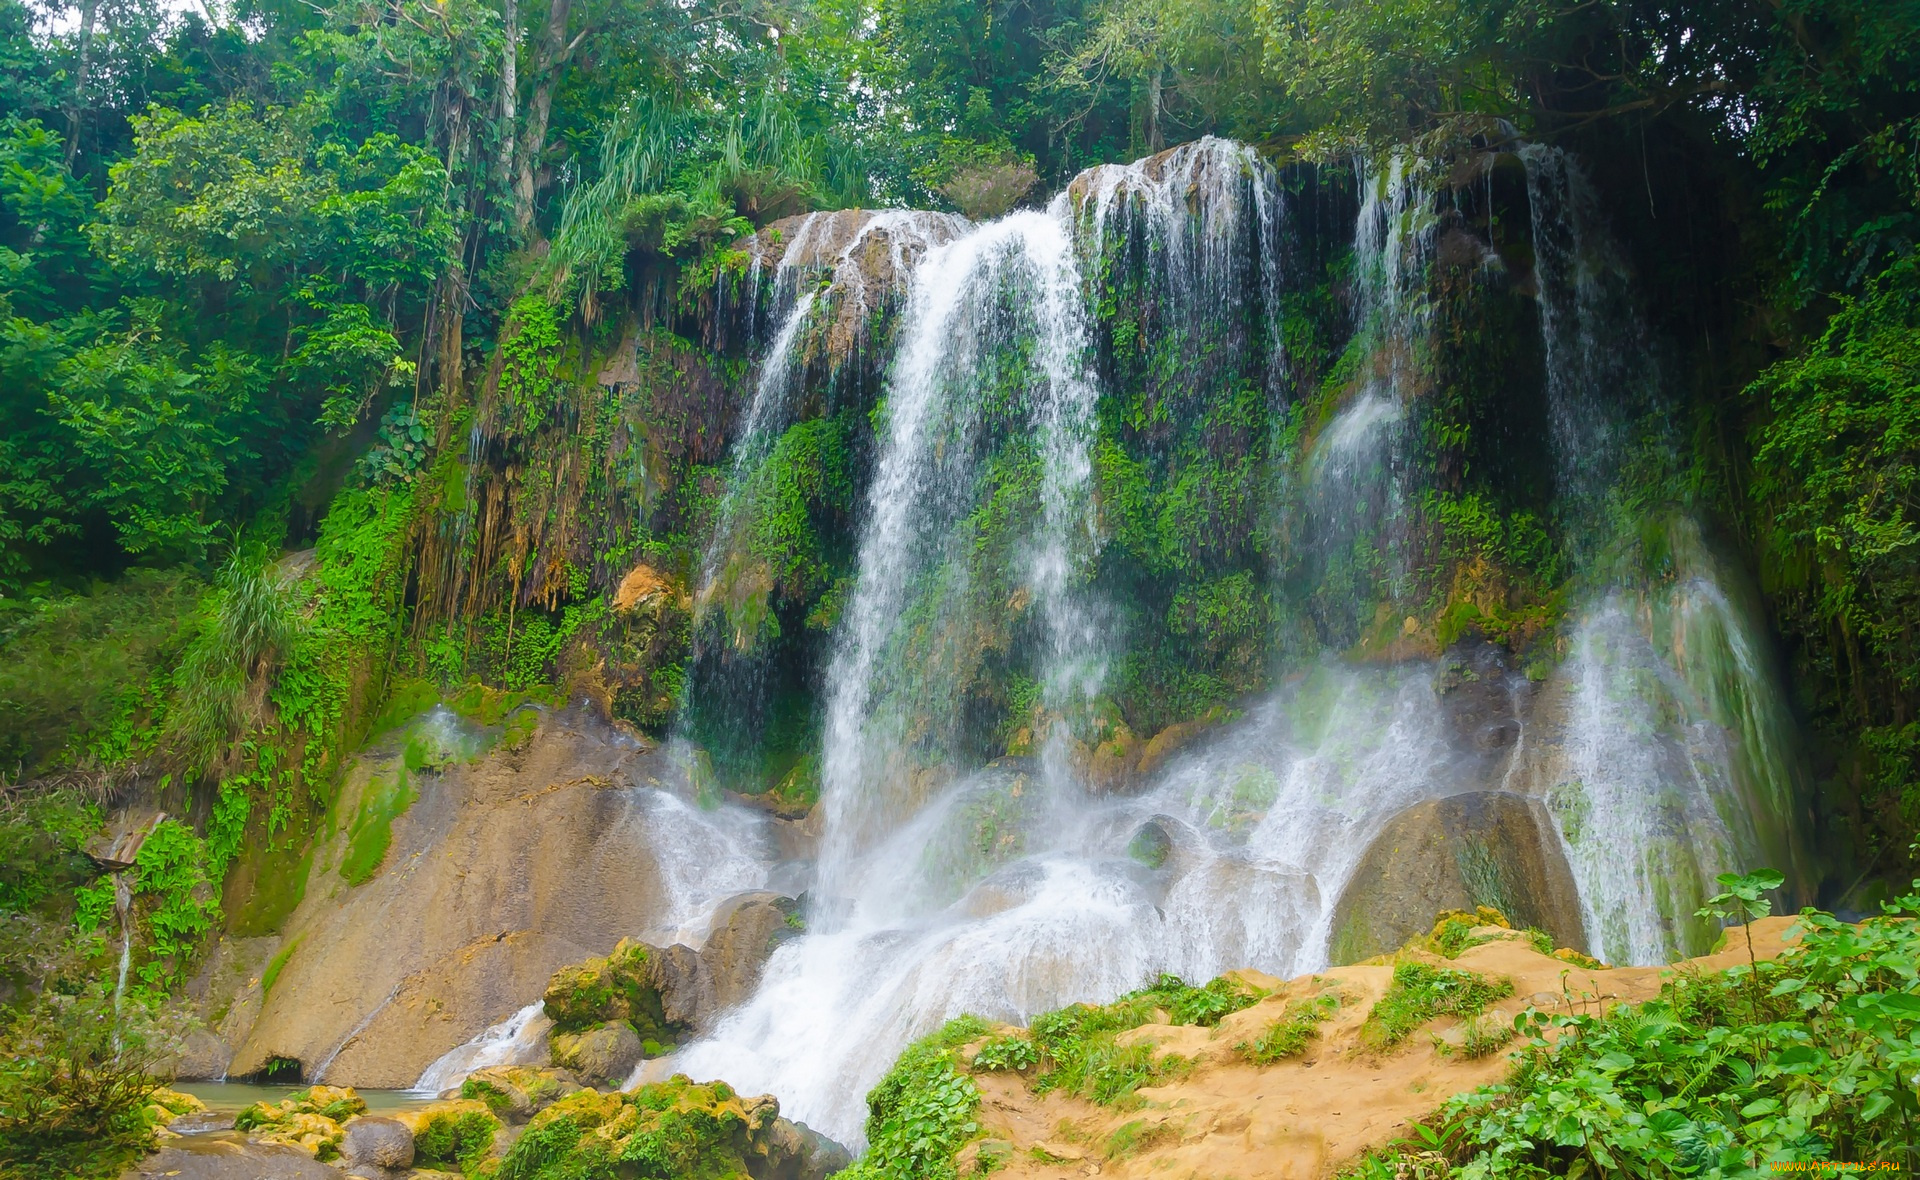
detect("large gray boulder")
[1328,790,1586,963]
[340,1115,415,1171]
[548,1022,644,1085]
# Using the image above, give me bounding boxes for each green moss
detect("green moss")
[338,769,416,886]
[494,1078,765,1180]
[413,1107,500,1171]
[260,936,302,999]
[224,840,312,937]
[367,677,439,737]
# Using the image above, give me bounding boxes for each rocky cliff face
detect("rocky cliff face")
[198,703,782,1088]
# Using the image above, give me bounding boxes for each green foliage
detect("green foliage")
[1237,990,1341,1064]
[412,1106,500,1171]
[0,792,98,916]
[1357,890,1920,1177]
[0,986,177,1180]
[0,570,203,774]
[845,1016,989,1180]
[1362,962,1513,1050]
[1750,259,1920,864]
[128,820,218,992]
[969,1033,1038,1073]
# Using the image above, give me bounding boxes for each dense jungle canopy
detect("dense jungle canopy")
[0,0,1918,1171]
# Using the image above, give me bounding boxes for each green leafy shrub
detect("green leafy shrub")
[844,1016,989,1180]
[412,1106,500,1171]
[1359,884,1920,1176]
[0,986,176,1180]
[970,1034,1038,1073]
[1361,963,1513,1050]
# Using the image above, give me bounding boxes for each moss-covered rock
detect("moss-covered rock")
[399,1099,502,1171]
[233,1084,369,1158]
[494,1076,843,1180]
[541,938,673,1042]
[460,1064,585,1123]
[550,1021,645,1085]
[141,1086,208,1129]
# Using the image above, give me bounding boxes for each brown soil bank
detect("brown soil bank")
[964,918,1802,1180]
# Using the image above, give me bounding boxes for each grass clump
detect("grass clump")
[843,1016,989,1180]
[1361,962,1512,1050]
[1237,989,1342,1064]
[1103,1118,1177,1160]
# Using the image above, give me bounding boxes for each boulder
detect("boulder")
[493,1078,850,1180]
[612,563,679,617]
[549,1021,644,1085]
[1327,791,1585,964]
[702,892,803,1011]
[456,1064,583,1123]
[122,1132,340,1179]
[650,942,712,1030]
[340,1116,414,1171]
[1136,718,1214,781]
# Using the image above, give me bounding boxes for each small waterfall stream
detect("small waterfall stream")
[1518,144,1809,962]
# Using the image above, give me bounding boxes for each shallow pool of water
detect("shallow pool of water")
[173,1081,438,1118]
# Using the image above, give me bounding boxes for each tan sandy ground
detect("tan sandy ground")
[964,917,1803,1180]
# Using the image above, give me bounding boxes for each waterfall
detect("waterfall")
[1520,145,1810,961]
[412,1001,551,1094]
[641,140,1809,1148]
[681,209,968,784]
[1278,158,1432,650]
[1073,135,1288,391]
[813,205,1107,890]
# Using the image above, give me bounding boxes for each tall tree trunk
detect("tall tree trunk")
[496,0,519,196]
[66,0,98,163]
[513,0,576,239]
[1145,65,1164,153]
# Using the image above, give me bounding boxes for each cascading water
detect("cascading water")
[681,209,968,784]
[1074,135,1288,390]
[634,139,1808,1149]
[663,146,1498,1147]
[1518,144,1810,962]
[812,204,1108,884]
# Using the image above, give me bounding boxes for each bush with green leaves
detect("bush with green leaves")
[841,1016,989,1180]
[1352,877,1920,1177]
[0,985,178,1180]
